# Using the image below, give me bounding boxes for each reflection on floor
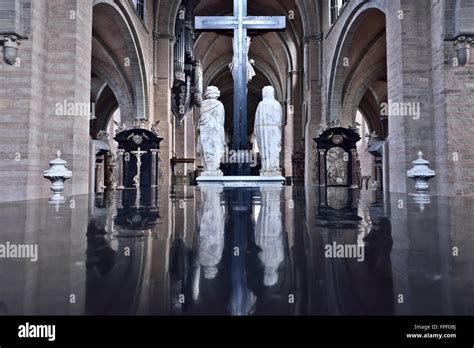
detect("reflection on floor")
[0,186,473,316]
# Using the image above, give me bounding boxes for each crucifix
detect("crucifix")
[195,0,286,175]
[131,147,147,188]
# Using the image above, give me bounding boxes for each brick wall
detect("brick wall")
[0,0,92,202]
[320,0,473,195]
[444,46,474,195]
[0,0,158,202]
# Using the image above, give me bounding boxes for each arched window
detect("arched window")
[132,0,145,20]
[330,0,349,24]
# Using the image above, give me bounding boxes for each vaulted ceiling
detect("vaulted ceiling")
[193,0,307,134]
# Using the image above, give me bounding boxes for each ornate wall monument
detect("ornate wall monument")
[114,129,163,189]
[314,125,361,188]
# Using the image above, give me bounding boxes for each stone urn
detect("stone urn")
[43,151,72,202]
[454,36,472,66]
[406,151,435,192]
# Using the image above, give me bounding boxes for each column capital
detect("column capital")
[153,31,176,44]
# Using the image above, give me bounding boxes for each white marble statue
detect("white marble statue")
[197,86,226,176]
[229,36,256,83]
[255,188,284,287]
[198,187,225,279]
[254,86,283,176]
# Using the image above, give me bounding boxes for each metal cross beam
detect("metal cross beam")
[195,0,285,175]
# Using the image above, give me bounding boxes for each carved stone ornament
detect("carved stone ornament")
[1,35,21,65]
[454,35,473,66]
[406,151,436,192]
[150,120,161,136]
[316,118,343,137]
[332,134,344,145]
[97,130,109,143]
[43,151,73,202]
[127,132,149,145]
[113,121,127,135]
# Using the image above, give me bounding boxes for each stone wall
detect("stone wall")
[0,0,161,202]
[321,0,473,196]
[0,0,22,34]
[444,44,474,195]
[0,0,92,202]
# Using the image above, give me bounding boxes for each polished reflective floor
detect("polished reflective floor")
[0,186,473,316]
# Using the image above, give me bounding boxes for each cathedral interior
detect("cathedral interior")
[0,0,473,317]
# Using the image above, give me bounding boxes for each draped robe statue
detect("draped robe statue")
[254,86,283,176]
[197,187,225,280]
[255,188,284,287]
[197,86,226,176]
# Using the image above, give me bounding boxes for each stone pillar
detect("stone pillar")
[186,110,197,182]
[304,33,323,187]
[117,149,125,189]
[385,0,436,194]
[89,140,96,193]
[350,149,358,188]
[151,149,159,187]
[95,157,104,193]
[318,149,326,186]
[153,31,174,187]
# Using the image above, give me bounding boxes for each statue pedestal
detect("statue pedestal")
[197,175,284,187]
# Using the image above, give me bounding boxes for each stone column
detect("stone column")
[304,33,323,187]
[151,149,159,187]
[117,149,125,189]
[318,149,326,186]
[153,31,174,187]
[385,0,439,194]
[350,149,358,188]
[95,157,104,193]
[376,164,383,190]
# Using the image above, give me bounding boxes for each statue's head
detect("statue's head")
[205,86,220,99]
[262,86,275,100]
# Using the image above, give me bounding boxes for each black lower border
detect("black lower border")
[0,316,473,346]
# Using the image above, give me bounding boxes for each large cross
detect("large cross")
[195,0,286,175]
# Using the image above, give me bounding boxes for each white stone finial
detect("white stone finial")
[407,150,435,192]
[44,151,72,203]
